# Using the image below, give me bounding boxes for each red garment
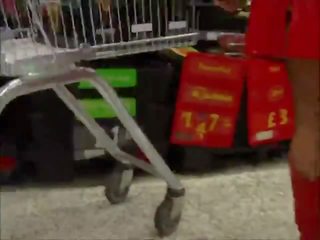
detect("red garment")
[287,0,320,60]
[2,0,16,16]
[246,0,320,60]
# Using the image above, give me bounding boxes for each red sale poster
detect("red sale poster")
[170,53,246,148]
[247,58,295,146]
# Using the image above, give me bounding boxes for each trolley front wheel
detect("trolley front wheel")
[154,188,185,237]
[104,163,134,204]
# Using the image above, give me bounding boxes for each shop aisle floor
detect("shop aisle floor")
[1,162,298,240]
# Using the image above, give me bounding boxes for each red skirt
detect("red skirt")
[246,0,320,60]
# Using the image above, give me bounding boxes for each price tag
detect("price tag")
[171,109,236,148]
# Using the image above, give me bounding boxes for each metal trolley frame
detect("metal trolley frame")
[0,0,199,236]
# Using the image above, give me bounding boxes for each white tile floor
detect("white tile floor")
[1,162,299,240]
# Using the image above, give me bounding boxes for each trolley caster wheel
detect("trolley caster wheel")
[104,163,134,204]
[154,188,185,237]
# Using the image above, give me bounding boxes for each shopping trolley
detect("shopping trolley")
[0,0,198,236]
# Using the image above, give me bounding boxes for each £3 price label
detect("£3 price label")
[181,111,220,140]
[267,108,289,129]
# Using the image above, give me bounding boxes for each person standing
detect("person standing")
[215,0,320,239]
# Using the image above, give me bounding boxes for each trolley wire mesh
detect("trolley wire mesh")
[0,0,194,47]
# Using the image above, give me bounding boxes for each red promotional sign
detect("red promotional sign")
[247,59,295,146]
[170,53,246,148]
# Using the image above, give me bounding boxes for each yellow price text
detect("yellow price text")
[181,112,220,139]
[268,108,289,129]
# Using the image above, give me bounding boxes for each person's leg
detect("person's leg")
[287,59,320,240]
[287,60,320,180]
[287,0,320,238]
[289,161,320,240]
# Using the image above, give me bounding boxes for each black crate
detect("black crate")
[26,90,75,182]
[168,146,213,172]
[137,103,174,144]
[0,77,32,168]
[137,65,178,104]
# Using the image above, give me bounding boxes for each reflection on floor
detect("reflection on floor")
[1,162,298,240]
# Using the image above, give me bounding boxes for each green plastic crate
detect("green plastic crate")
[80,98,136,119]
[79,69,137,89]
